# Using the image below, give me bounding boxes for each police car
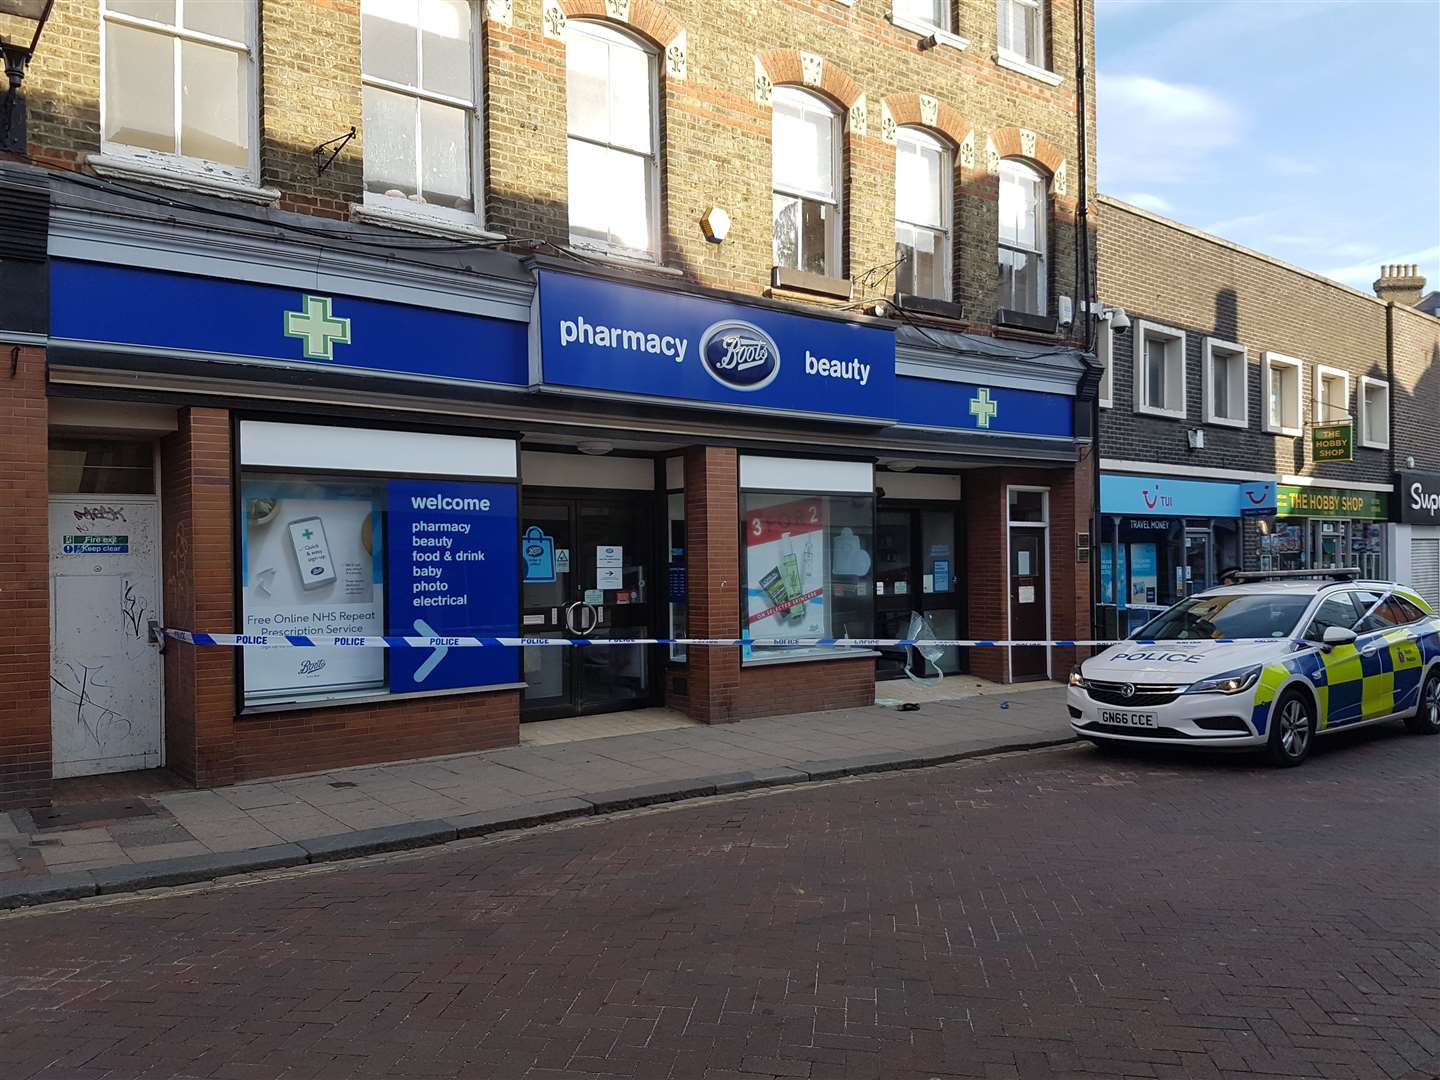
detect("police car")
[1068,572,1440,766]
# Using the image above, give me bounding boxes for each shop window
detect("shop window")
[48,437,155,495]
[741,492,874,662]
[894,128,952,301]
[566,20,659,260]
[772,87,843,278]
[1313,365,1350,424]
[101,0,256,182]
[997,159,1047,315]
[361,0,479,225]
[1202,338,1247,427]
[1096,314,1113,408]
[1133,321,1186,419]
[1007,488,1047,523]
[997,0,1045,70]
[1263,352,1303,436]
[1359,376,1390,449]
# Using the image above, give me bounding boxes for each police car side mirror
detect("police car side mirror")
[1321,626,1357,650]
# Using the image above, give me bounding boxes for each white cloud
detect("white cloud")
[1119,192,1176,215]
[1322,244,1440,289]
[1262,153,1321,177]
[1098,74,1243,186]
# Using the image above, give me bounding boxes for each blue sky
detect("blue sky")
[1096,0,1440,294]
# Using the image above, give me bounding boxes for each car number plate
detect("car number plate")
[1100,709,1157,729]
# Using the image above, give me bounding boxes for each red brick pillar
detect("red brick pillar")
[1048,452,1094,676]
[965,470,1010,683]
[0,346,52,809]
[683,446,740,723]
[160,408,236,786]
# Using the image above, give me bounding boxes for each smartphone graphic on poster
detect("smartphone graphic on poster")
[287,516,337,590]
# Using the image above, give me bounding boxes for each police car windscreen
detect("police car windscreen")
[1139,594,1312,640]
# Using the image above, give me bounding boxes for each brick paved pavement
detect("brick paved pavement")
[0,727,1436,1080]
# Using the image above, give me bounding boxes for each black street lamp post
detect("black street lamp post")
[0,0,55,153]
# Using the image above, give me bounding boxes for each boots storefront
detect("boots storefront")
[2,173,1097,806]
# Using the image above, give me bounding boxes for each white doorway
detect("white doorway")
[48,495,164,778]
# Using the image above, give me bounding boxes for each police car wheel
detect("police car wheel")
[1404,670,1440,735]
[1265,691,1315,767]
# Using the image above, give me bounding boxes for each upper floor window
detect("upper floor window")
[1133,321,1186,420]
[101,0,256,180]
[894,128,951,300]
[894,0,949,33]
[361,0,478,223]
[1359,376,1390,449]
[1314,365,1350,424]
[997,158,1047,315]
[772,87,843,278]
[997,0,1045,68]
[1262,352,1303,437]
[566,21,659,260]
[1202,338,1247,428]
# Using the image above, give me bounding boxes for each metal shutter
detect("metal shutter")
[1411,537,1440,610]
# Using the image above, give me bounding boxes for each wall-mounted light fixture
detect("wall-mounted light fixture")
[0,0,55,152]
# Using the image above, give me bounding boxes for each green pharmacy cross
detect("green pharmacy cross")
[301,528,314,540]
[284,294,352,361]
[969,387,999,429]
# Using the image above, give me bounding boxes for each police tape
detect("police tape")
[159,629,1277,649]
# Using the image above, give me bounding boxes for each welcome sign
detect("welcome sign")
[534,270,897,422]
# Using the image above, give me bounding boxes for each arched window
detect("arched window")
[895,127,952,300]
[997,158,1047,314]
[771,87,843,278]
[566,20,659,260]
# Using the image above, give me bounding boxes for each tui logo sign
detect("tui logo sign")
[698,320,781,391]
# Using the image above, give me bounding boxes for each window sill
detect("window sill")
[564,246,684,276]
[772,266,853,299]
[351,202,506,241]
[1099,397,1113,410]
[1134,404,1187,421]
[1204,414,1249,430]
[995,50,1064,87]
[1265,426,1303,439]
[742,648,880,668]
[1359,439,1390,451]
[87,154,279,204]
[889,12,970,51]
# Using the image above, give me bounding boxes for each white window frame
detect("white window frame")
[359,0,484,231]
[1096,313,1113,408]
[889,0,970,51]
[1358,376,1391,450]
[997,158,1048,316]
[894,126,952,302]
[1201,337,1248,428]
[1132,320,1187,420]
[771,86,844,279]
[564,19,661,262]
[996,0,1061,86]
[1262,352,1304,437]
[98,0,260,185]
[1312,364,1351,426]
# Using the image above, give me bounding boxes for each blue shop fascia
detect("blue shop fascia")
[28,171,1097,780]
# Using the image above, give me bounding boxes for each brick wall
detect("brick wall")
[1096,197,1392,486]
[1391,304,1440,473]
[0,347,51,809]
[682,446,740,722]
[23,0,1095,336]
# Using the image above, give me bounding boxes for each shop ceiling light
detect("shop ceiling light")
[576,440,613,456]
[886,461,917,472]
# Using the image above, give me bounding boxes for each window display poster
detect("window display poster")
[1128,542,1158,606]
[386,480,519,692]
[743,497,827,651]
[522,526,556,583]
[932,559,951,593]
[241,480,386,700]
[1099,543,1127,606]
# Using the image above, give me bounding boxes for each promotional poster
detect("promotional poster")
[241,481,386,701]
[743,496,827,656]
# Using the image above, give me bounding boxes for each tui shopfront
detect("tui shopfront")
[3,173,1097,803]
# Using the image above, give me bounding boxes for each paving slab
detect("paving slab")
[0,685,1070,906]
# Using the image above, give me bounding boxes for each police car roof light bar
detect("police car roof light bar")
[1230,568,1361,583]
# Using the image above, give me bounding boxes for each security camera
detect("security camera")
[1108,307,1131,335]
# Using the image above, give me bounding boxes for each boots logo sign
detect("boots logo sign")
[699,321,781,391]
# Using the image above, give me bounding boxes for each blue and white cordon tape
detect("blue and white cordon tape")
[159,629,1270,649]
